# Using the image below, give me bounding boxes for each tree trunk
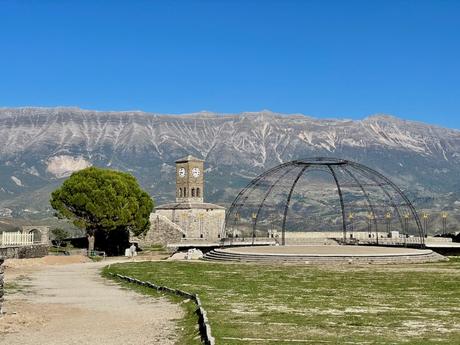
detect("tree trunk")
[87,233,95,255]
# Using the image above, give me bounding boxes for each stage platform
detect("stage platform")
[203,245,446,264]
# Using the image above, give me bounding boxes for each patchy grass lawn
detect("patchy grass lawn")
[104,258,460,345]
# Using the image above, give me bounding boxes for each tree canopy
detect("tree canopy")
[51,228,69,247]
[50,167,154,237]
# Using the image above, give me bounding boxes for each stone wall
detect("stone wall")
[0,244,48,259]
[232,229,406,242]
[21,226,50,245]
[0,257,4,314]
[135,214,185,248]
[135,209,226,248]
[156,208,225,241]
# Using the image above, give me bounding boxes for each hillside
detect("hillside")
[0,107,459,231]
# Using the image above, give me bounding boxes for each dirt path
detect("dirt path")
[0,257,183,345]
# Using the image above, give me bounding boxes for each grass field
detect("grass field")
[104,258,460,345]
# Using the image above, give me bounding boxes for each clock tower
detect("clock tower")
[132,153,225,246]
[175,155,204,203]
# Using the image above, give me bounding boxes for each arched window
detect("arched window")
[191,188,195,197]
[179,188,182,197]
[29,229,42,243]
[196,188,200,197]
[184,187,187,197]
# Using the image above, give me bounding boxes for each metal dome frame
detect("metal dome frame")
[224,157,425,247]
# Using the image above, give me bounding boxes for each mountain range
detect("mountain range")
[0,107,459,233]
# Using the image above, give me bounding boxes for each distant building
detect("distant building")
[137,155,225,247]
[21,226,50,245]
[0,226,49,247]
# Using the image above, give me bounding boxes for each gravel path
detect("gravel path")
[0,258,182,345]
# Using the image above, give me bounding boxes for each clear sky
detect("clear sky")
[1,1,459,128]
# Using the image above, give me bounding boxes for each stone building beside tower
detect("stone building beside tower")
[136,155,225,247]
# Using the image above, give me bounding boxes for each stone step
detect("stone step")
[203,249,445,264]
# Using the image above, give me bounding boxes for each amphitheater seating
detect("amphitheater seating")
[203,247,445,264]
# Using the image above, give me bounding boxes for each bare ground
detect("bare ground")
[0,256,183,345]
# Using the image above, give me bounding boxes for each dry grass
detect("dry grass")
[105,257,460,344]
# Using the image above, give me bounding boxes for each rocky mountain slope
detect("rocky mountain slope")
[0,107,459,231]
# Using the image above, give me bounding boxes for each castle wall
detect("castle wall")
[156,208,225,241]
[21,226,50,245]
[135,208,225,248]
[0,244,49,259]
[135,214,184,248]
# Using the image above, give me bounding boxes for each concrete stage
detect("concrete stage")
[203,245,446,264]
[425,242,460,256]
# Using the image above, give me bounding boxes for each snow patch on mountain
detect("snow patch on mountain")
[46,155,92,178]
[0,208,12,217]
[25,166,40,176]
[11,176,23,186]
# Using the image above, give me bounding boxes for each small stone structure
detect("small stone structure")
[21,226,50,245]
[0,257,4,314]
[136,155,225,247]
[0,225,49,260]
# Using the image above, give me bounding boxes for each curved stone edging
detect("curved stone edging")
[0,257,4,314]
[218,247,434,257]
[204,248,446,264]
[109,273,215,345]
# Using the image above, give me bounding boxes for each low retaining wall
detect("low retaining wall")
[0,244,48,259]
[111,273,215,345]
[0,257,4,314]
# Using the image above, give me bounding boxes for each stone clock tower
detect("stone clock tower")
[175,155,204,203]
[133,153,225,248]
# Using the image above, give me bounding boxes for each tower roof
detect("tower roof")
[175,155,204,163]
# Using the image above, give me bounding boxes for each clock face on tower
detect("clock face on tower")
[192,167,201,178]
[178,167,186,177]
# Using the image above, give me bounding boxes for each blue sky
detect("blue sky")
[0,1,459,128]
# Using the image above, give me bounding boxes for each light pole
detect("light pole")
[348,213,354,241]
[441,212,448,235]
[422,212,429,238]
[403,213,410,235]
[251,212,257,245]
[233,212,240,239]
[367,212,376,244]
[403,213,410,246]
[385,212,392,235]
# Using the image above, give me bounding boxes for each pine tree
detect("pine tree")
[50,167,154,253]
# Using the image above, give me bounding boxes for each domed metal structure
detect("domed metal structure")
[224,157,425,247]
